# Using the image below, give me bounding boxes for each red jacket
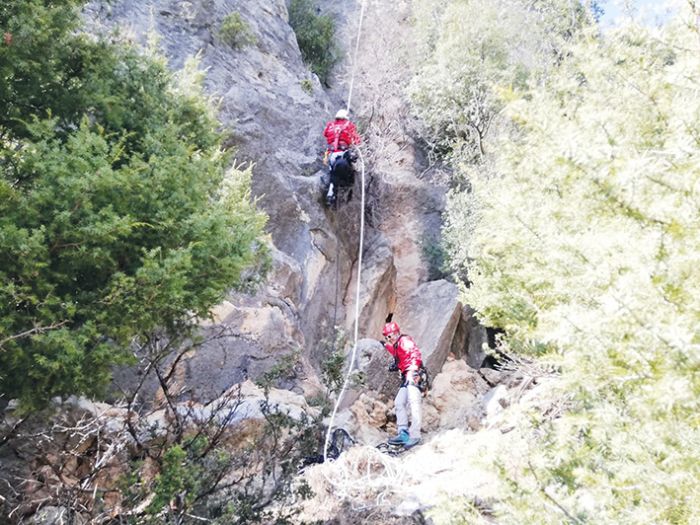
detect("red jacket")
[323,119,361,152]
[385,335,423,374]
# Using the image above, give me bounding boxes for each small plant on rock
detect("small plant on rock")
[219,12,256,49]
[300,77,314,94]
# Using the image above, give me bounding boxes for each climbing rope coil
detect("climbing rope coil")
[323,0,367,462]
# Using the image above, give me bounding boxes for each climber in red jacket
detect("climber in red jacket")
[322,109,361,207]
[382,321,423,449]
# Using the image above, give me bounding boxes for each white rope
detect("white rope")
[345,0,367,114]
[323,0,368,461]
[314,446,406,505]
[324,147,366,461]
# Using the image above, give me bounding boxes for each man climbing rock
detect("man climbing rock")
[322,108,361,207]
[382,321,423,449]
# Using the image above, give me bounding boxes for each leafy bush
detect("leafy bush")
[218,11,256,49]
[420,233,449,281]
[444,6,700,523]
[409,0,592,162]
[0,0,266,410]
[322,349,345,394]
[288,0,339,86]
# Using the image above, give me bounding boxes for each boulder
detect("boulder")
[338,338,394,405]
[424,359,490,431]
[479,368,508,387]
[394,279,462,378]
[137,380,318,444]
[346,394,391,444]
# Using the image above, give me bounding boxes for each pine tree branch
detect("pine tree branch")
[0,321,69,349]
[528,460,584,525]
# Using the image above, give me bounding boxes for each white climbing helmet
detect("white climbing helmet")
[335,108,349,120]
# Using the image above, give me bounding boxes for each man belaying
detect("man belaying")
[383,321,424,449]
[322,108,361,207]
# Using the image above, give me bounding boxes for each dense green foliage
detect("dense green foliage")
[0,1,266,409]
[429,1,700,522]
[288,0,339,86]
[218,12,256,49]
[409,0,591,162]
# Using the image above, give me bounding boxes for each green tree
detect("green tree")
[444,6,700,523]
[409,0,593,163]
[289,0,339,86]
[1,0,84,138]
[0,1,266,409]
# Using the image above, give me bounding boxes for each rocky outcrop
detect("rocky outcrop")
[423,358,490,431]
[83,0,353,392]
[83,0,467,404]
[451,305,489,369]
[345,233,397,338]
[394,280,462,376]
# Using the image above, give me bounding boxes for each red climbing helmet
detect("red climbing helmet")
[382,322,400,337]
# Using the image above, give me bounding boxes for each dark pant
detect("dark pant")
[330,154,355,190]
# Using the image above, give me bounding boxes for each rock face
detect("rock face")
[82,0,491,465]
[345,233,397,339]
[83,0,357,396]
[83,0,463,405]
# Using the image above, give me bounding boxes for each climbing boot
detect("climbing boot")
[325,193,336,208]
[403,437,421,449]
[388,429,409,445]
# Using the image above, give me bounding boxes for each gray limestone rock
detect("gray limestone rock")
[83,0,461,432]
[395,279,463,377]
[452,305,489,369]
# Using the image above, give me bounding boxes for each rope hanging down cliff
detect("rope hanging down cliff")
[323,0,367,462]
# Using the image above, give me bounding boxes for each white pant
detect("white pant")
[395,384,422,439]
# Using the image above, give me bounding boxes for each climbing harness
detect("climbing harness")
[322,0,367,463]
[331,121,350,152]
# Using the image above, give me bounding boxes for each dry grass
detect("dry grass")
[298,445,407,519]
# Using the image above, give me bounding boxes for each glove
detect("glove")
[388,362,399,372]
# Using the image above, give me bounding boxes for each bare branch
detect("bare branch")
[0,321,69,349]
